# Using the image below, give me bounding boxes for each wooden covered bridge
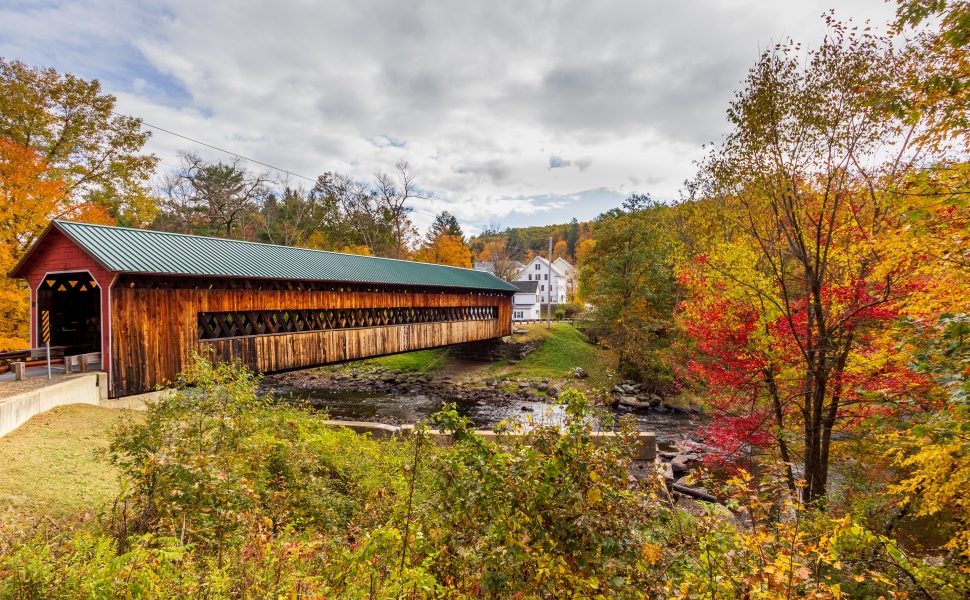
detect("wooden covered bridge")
[11,221,517,398]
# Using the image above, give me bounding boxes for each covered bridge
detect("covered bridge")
[11,221,517,397]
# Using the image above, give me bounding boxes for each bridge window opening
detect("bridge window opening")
[198,305,499,340]
[36,271,101,353]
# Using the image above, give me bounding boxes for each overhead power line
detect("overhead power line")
[126,112,489,232]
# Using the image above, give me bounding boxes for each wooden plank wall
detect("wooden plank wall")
[199,320,501,374]
[111,286,512,397]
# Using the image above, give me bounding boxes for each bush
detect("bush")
[3,356,966,598]
[1,357,667,597]
[553,308,566,320]
[105,354,408,554]
[555,302,582,318]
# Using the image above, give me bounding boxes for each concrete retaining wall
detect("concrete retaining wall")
[0,373,106,437]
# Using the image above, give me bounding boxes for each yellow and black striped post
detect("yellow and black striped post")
[41,310,51,344]
[41,310,51,379]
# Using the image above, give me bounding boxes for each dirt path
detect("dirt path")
[433,358,495,384]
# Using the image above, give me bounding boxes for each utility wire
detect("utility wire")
[123,114,316,184]
[126,112,491,233]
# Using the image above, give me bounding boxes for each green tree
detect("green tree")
[564,217,580,259]
[259,184,340,247]
[0,59,158,224]
[155,153,268,238]
[425,210,464,242]
[893,0,969,150]
[315,171,396,255]
[580,197,679,391]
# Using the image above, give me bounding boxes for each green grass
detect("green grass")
[0,404,141,520]
[495,323,616,388]
[351,348,451,374]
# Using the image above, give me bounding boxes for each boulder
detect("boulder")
[669,452,702,476]
[617,395,652,409]
[573,367,589,379]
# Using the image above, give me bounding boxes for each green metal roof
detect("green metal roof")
[40,221,518,292]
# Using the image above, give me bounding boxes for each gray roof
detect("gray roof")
[511,280,538,293]
[14,221,518,292]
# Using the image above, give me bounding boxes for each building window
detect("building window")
[544,274,548,280]
[535,263,540,270]
[527,274,532,280]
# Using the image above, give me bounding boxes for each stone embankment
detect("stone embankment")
[271,366,574,409]
[608,380,703,416]
[605,381,715,503]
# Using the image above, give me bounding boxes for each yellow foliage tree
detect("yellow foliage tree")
[413,233,472,268]
[338,244,373,256]
[575,238,596,267]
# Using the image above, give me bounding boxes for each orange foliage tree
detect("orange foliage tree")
[552,239,569,261]
[0,138,113,350]
[413,233,472,268]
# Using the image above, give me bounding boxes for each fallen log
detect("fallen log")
[671,482,718,503]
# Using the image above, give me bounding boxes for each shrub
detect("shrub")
[105,354,409,555]
[3,356,967,598]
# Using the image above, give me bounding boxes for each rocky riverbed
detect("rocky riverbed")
[261,364,708,449]
[262,363,720,502]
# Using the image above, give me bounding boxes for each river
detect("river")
[262,383,705,449]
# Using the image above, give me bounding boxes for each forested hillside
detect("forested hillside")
[468,218,593,265]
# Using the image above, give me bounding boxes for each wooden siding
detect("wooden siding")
[111,286,512,396]
[199,320,502,374]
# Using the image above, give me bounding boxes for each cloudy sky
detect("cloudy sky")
[0,0,896,233]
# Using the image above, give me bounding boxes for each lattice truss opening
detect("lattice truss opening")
[198,306,498,340]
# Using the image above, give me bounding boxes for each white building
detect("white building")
[472,260,525,280]
[515,256,577,306]
[510,280,541,321]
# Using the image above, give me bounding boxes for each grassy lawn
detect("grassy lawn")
[321,323,615,388]
[350,348,451,374]
[0,404,141,520]
[494,323,616,389]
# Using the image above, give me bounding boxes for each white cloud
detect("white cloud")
[0,0,897,231]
